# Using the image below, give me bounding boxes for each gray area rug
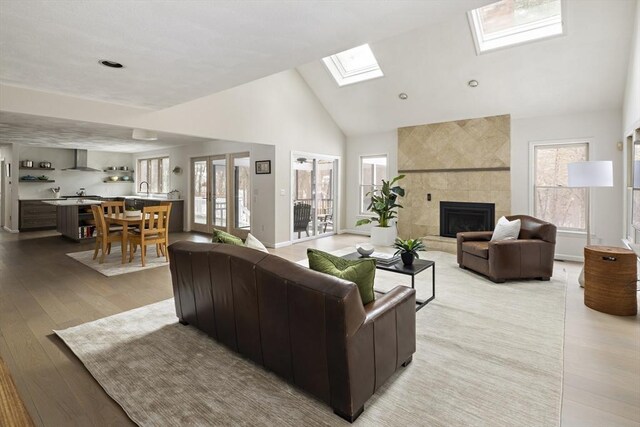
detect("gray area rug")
[55,250,566,426]
[66,249,169,277]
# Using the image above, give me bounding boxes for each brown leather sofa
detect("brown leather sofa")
[168,241,416,422]
[457,215,557,283]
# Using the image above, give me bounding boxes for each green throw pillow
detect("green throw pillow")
[307,249,376,305]
[212,228,244,246]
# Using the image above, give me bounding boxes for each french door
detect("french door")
[292,154,338,241]
[191,152,251,237]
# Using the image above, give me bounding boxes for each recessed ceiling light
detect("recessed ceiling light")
[398,93,408,100]
[99,60,124,69]
[468,80,479,88]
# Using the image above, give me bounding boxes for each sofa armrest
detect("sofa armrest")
[457,231,493,264]
[364,286,416,324]
[363,286,416,367]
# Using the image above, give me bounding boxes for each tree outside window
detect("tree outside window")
[360,155,387,215]
[137,156,170,194]
[533,143,588,230]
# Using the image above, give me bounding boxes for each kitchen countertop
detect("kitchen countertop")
[42,199,103,206]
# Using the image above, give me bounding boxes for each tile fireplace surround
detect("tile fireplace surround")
[397,114,511,253]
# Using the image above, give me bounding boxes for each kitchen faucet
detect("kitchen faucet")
[139,181,149,197]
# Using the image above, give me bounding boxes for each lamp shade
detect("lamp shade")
[567,161,613,187]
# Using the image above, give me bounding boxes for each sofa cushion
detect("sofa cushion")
[462,241,489,259]
[212,228,244,246]
[307,249,376,305]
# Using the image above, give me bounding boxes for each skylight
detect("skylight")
[322,44,384,87]
[468,0,563,54]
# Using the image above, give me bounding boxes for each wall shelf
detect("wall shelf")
[20,167,56,170]
[19,179,56,183]
[102,180,134,183]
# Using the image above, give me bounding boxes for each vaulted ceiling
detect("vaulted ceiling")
[0,0,487,109]
[298,0,637,135]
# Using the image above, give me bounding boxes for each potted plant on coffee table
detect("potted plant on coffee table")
[393,238,426,266]
[355,175,405,246]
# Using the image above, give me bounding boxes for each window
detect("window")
[322,44,383,87]
[468,0,563,54]
[360,155,387,215]
[137,156,170,194]
[533,142,587,230]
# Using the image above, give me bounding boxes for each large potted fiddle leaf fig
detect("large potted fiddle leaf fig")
[356,175,405,246]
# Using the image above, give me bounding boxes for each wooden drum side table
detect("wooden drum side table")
[584,246,637,316]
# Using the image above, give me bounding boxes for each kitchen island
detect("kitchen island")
[43,199,102,241]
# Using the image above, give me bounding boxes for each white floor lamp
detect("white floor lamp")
[567,160,614,287]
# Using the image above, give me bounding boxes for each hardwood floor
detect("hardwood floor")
[0,230,638,426]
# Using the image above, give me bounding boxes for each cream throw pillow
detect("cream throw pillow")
[491,216,521,241]
[245,233,269,253]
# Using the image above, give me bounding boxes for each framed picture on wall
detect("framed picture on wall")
[255,160,271,174]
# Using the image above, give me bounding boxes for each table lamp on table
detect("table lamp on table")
[567,160,614,287]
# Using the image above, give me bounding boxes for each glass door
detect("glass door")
[191,154,245,235]
[191,157,209,233]
[231,153,251,238]
[292,154,337,241]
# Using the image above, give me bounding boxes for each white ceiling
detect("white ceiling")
[297,0,637,136]
[0,0,488,109]
[0,112,213,152]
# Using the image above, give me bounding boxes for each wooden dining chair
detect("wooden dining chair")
[101,201,125,231]
[90,204,122,263]
[128,204,171,267]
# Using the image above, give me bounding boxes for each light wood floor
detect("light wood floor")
[0,231,638,426]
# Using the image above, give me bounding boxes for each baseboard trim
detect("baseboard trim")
[555,254,583,262]
[3,226,18,233]
[340,229,370,236]
[273,240,292,248]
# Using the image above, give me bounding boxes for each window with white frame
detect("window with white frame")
[468,0,563,54]
[360,155,387,215]
[137,156,170,194]
[533,142,588,230]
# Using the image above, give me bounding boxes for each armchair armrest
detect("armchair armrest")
[488,239,555,281]
[457,231,493,264]
[457,231,493,242]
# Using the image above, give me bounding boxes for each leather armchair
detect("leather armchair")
[169,241,416,422]
[457,215,557,283]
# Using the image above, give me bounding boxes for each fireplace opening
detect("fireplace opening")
[440,201,495,238]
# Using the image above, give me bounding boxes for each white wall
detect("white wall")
[133,140,276,246]
[344,131,398,234]
[0,144,16,231]
[623,0,640,135]
[512,110,624,260]
[0,69,346,245]
[16,146,135,199]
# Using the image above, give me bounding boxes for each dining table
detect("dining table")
[104,212,145,264]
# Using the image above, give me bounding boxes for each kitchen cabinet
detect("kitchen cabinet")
[19,200,57,230]
[56,203,98,241]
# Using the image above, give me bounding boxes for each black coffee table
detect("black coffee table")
[342,252,435,311]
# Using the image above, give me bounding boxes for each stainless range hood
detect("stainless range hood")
[62,149,101,172]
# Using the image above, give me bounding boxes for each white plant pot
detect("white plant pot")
[370,226,397,246]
